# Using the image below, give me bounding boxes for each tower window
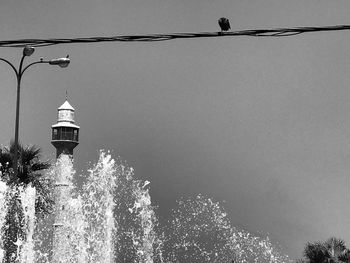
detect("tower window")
[52,129,59,140]
[52,127,79,141]
[61,127,73,140]
[52,127,79,142]
[73,129,79,141]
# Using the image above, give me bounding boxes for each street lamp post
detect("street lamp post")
[0,46,70,177]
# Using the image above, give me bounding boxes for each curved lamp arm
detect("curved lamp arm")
[0,58,19,77]
[21,60,48,75]
[22,56,70,75]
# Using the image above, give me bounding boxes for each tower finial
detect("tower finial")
[65,90,68,101]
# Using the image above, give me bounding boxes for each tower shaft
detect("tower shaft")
[51,99,80,262]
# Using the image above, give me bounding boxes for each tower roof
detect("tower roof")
[58,100,75,111]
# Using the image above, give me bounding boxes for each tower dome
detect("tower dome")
[51,99,80,158]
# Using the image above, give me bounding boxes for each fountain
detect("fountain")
[0,151,292,263]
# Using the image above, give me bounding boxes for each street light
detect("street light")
[49,55,70,68]
[0,46,70,177]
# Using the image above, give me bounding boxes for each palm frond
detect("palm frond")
[31,161,51,172]
[338,249,350,262]
[323,237,347,261]
[21,144,41,164]
[303,241,327,263]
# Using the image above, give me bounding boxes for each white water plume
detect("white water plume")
[0,180,8,262]
[82,151,117,263]
[0,150,292,263]
[18,185,36,263]
[129,180,156,263]
[162,194,291,263]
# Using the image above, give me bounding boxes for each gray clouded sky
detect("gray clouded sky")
[1,0,350,260]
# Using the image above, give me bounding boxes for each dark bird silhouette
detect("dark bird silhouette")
[218,17,231,32]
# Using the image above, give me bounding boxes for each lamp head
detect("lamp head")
[23,46,35,57]
[49,55,70,68]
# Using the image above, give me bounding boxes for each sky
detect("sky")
[1,0,350,260]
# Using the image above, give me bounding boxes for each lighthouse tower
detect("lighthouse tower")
[51,99,81,262]
[51,99,79,158]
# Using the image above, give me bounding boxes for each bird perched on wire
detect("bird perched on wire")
[218,17,231,32]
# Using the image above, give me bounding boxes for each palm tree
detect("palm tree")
[0,141,53,214]
[0,141,53,262]
[300,237,350,263]
[303,241,328,263]
[323,237,350,263]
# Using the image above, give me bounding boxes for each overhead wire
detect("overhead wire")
[0,24,350,48]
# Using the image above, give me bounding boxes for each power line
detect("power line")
[1,24,350,48]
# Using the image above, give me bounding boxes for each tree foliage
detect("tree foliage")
[0,141,53,215]
[0,141,53,262]
[297,237,350,263]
